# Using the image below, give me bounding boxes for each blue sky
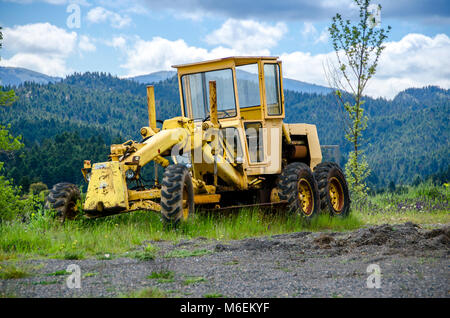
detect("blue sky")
[0,0,449,98]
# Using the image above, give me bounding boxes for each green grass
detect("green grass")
[131,250,155,261]
[0,263,31,279]
[203,292,223,298]
[164,248,212,258]
[355,209,449,225]
[147,270,175,283]
[83,272,98,278]
[96,253,114,260]
[122,287,167,298]
[60,250,85,260]
[46,269,69,276]
[0,208,363,260]
[182,276,208,285]
[131,243,158,261]
[0,183,447,261]
[356,182,450,225]
[224,260,239,265]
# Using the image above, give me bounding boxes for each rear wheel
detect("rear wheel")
[160,164,194,226]
[44,183,80,223]
[277,162,320,218]
[313,162,350,217]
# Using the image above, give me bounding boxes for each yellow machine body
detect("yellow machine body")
[84,161,128,214]
[82,56,323,216]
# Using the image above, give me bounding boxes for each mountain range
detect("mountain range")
[1,66,332,95]
[0,66,62,86]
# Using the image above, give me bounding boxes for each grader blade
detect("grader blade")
[200,201,289,214]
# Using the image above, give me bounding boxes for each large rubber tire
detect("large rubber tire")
[160,164,194,226]
[44,182,80,223]
[277,162,320,218]
[313,162,350,217]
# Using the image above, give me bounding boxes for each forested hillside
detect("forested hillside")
[0,72,180,144]
[0,72,448,192]
[284,86,450,187]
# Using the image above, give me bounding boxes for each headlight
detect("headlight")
[125,169,135,179]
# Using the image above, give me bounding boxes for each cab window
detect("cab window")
[236,63,260,108]
[264,64,282,116]
[244,122,264,163]
[182,69,236,120]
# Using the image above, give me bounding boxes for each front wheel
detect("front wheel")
[160,164,194,226]
[313,162,350,217]
[277,162,320,218]
[44,182,81,223]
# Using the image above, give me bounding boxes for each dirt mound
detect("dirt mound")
[212,223,449,255]
[314,235,335,249]
[215,238,295,252]
[331,222,449,254]
[349,223,419,246]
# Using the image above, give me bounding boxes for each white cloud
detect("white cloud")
[301,22,329,45]
[302,22,317,37]
[280,50,334,87]
[4,0,67,4]
[314,29,329,44]
[121,19,288,77]
[121,37,213,76]
[205,19,288,55]
[280,33,450,99]
[0,23,77,76]
[1,53,71,76]
[79,35,96,52]
[177,10,206,22]
[124,3,151,16]
[3,22,77,56]
[121,35,247,77]
[122,32,450,98]
[86,6,132,29]
[366,33,450,98]
[106,36,127,50]
[320,0,355,10]
[5,0,90,5]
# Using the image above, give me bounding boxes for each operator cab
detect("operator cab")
[173,56,284,122]
[173,56,285,174]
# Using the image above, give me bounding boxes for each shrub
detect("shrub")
[29,182,48,195]
[0,168,36,222]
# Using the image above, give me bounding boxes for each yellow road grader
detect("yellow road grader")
[45,56,350,224]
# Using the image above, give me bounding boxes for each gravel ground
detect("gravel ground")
[1,222,449,298]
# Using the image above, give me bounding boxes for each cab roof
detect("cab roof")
[172,56,279,69]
